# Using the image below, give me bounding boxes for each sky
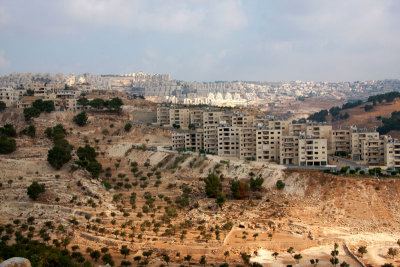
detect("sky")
[0,0,399,82]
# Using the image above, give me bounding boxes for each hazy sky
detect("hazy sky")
[0,0,399,82]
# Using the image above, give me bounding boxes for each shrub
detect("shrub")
[73,112,88,126]
[204,173,221,198]
[47,146,71,170]
[231,180,249,199]
[27,181,45,200]
[276,180,285,190]
[124,123,132,132]
[0,101,6,111]
[23,107,40,121]
[0,124,17,137]
[0,137,16,154]
[86,161,102,178]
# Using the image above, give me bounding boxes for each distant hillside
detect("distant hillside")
[308,92,400,138]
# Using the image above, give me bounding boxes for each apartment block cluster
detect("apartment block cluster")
[0,82,94,111]
[158,106,400,169]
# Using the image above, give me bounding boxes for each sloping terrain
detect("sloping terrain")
[330,98,400,137]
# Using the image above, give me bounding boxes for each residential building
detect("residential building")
[169,108,189,129]
[331,128,351,155]
[350,127,379,161]
[189,109,204,128]
[385,137,400,169]
[298,137,328,166]
[157,106,170,126]
[280,136,299,165]
[217,124,240,157]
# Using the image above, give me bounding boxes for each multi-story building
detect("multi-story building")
[217,124,240,157]
[288,123,307,136]
[169,108,190,129]
[172,132,185,150]
[171,130,204,151]
[298,137,328,166]
[232,114,254,128]
[385,137,400,169]
[331,128,351,155]
[256,126,281,162]
[185,130,204,151]
[203,111,222,154]
[350,127,379,161]
[16,96,40,109]
[0,87,23,107]
[360,137,385,166]
[305,124,332,152]
[280,136,299,165]
[189,109,204,129]
[157,106,170,126]
[167,106,394,169]
[239,127,256,160]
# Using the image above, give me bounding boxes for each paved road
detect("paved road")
[329,155,368,170]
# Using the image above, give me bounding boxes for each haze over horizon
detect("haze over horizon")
[0,0,399,82]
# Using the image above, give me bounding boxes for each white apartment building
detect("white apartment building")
[298,137,328,166]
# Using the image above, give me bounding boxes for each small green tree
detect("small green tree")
[73,111,88,126]
[27,181,45,200]
[216,193,226,207]
[250,176,264,191]
[108,97,124,112]
[199,255,206,267]
[184,255,192,266]
[388,247,398,259]
[204,173,221,198]
[47,146,71,169]
[0,101,6,111]
[124,123,132,132]
[90,250,100,262]
[101,253,114,266]
[120,245,130,258]
[358,246,367,258]
[330,243,339,266]
[231,180,249,199]
[163,254,170,266]
[310,258,319,266]
[23,107,40,121]
[77,98,89,109]
[224,251,230,262]
[294,254,302,263]
[0,137,16,154]
[86,161,102,178]
[272,252,279,260]
[241,253,250,265]
[276,180,285,190]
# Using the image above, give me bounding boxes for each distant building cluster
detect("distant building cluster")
[0,73,119,111]
[159,106,400,169]
[2,72,400,108]
[0,81,103,111]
